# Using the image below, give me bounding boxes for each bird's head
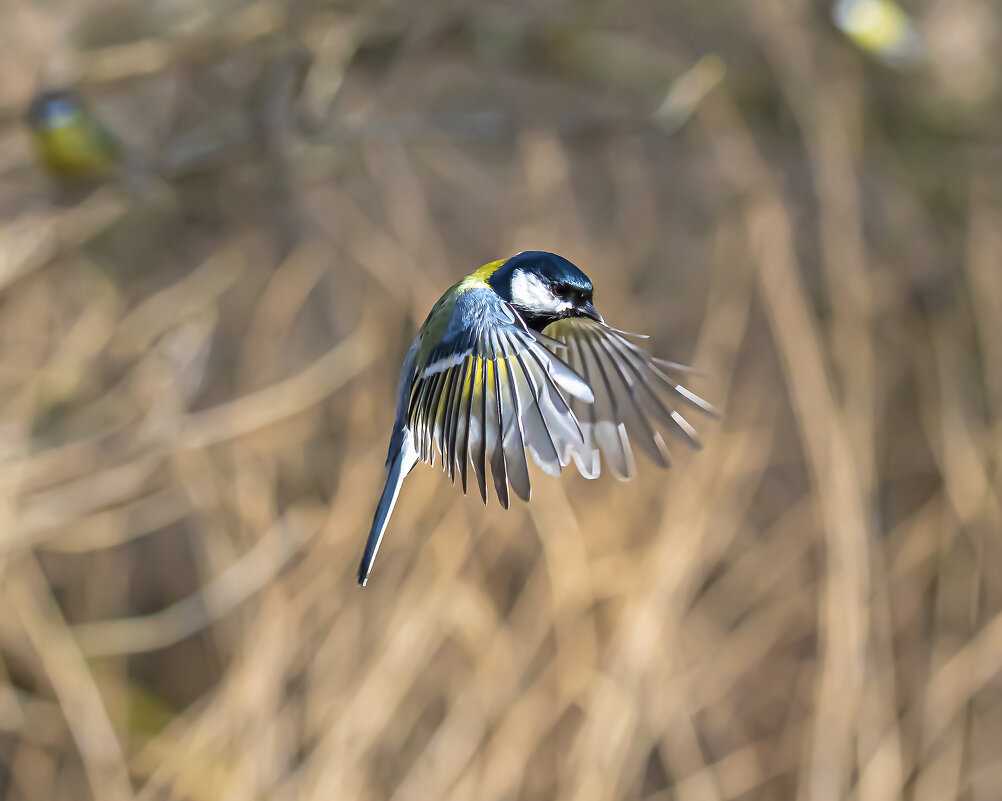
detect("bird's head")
[488,251,602,329]
[25,90,86,132]
[24,89,120,179]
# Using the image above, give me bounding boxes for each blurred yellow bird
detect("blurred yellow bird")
[25,89,121,179]
[832,0,924,67]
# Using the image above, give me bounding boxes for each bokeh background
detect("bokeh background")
[1,1,1000,799]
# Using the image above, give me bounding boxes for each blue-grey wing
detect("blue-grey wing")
[540,317,717,479]
[404,288,593,507]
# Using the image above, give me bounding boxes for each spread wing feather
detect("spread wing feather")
[406,289,713,501]
[406,288,593,505]
[541,317,716,479]
[494,331,532,502]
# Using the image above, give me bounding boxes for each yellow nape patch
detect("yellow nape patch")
[461,259,507,289]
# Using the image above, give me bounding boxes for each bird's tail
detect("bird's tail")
[357,436,417,586]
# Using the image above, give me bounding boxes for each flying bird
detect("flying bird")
[831,0,924,68]
[358,251,714,585]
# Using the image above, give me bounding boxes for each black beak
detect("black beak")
[580,300,604,323]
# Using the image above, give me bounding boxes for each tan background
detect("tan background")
[0,1,1000,799]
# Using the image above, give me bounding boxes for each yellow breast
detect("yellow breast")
[32,124,115,177]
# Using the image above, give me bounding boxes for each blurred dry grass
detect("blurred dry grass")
[1,1,1001,800]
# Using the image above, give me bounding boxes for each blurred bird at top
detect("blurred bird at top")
[358,251,716,585]
[832,0,925,68]
[25,89,122,180]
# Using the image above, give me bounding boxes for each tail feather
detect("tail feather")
[357,436,417,586]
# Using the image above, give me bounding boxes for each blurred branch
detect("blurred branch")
[2,322,375,555]
[71,503,324,656]
[0,188,127,291]
[176,321,374,450]
[111,243,247,357]
[6,553,134,801]
[653,54,727,135]
[701,83,875,801]
[77,1,288,86]
[32,489,188,554]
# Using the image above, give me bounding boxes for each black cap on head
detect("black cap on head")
[488,251,592,299]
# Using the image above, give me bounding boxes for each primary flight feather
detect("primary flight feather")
[358,251,715,585]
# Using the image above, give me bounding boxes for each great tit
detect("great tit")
[25,89,121,179]
[832,0,924,68]
[358,251,715,585]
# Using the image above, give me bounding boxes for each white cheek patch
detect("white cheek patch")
[510,270,570,312]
